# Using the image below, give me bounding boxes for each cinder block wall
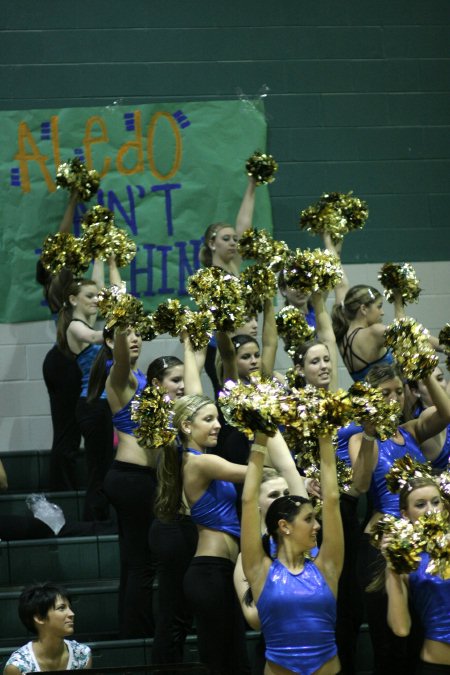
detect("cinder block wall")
[1,1,449,452]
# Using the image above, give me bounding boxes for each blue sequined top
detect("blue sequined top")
[187,448,240,538]
[112,369,147,436]
[257,558,336,675]
[410,552,450,644]
[370,427,426,517]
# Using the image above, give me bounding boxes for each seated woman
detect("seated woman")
[385,477,450,675]
[4,582,91,673]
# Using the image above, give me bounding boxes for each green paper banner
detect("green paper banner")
[0,100,272,323]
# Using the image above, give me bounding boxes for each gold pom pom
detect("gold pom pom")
[284,367,306,390]
[385,455,433,494]
[282,248,343,293]
[240,265,277,315]
[81,206,116,260]
[416,512,450,579]
[108,226,137,267]
[218,376,288,438]
[276,305,315,357]
[97,284,126,317]
[300,191,368,243]
[136,314,159,342]
[131,385,176,448]
[348,381,401,441]
[188,268,246,332]
[150,299,214,350]
[40,232,89,276]
[102,292,144,331]
[285,386,354,441]
[176,309,215,351]
[438,470,450,514]
[378,263,421,306]
[153,299,184,335]
[237,228,289,272]
[55,157,100,202]
[380,517,423,574]
[384,318,439,380]
[439,324,450,372]
[245,151,278,185]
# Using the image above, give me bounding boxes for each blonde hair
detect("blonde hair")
[155,394,213,521]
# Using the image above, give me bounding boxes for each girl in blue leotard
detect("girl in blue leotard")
[384,477,450,674]
[241,431,343,675]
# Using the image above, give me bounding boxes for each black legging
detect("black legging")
[149,516,198,665]
[76,397,114,521]
[103,461,157,638]
[43,345,81,491]
[183,556,250,675]
[335,493,364,675]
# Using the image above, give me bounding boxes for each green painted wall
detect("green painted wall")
[2,0,449,262]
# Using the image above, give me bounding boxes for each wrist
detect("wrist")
[362,431,376,442]
[251,443,267,456]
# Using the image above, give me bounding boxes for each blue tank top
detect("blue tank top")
[369,427,427,517]
[336,422,363,465]
[257,558,337,675]
[76,344,105,399]
[187,448,240,538]
[350,350,394,382]
[410,552,450,644]
[112,370,147,436]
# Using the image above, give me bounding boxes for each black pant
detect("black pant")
[335,494,364,675]
[104,461,157,638]
[150,516,198,665]
[184,556,250,675]
[43,345,81,491]
[76,397,114,521]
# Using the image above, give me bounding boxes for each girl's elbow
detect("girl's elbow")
[390,621,411,638]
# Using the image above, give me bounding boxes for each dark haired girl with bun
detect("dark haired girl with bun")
[241,432,343,675]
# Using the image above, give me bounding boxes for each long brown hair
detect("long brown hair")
[154,394,213,521]
[56,279,98,359]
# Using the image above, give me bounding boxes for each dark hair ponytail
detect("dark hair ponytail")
[86,328,113,404]
[331,303,348,343]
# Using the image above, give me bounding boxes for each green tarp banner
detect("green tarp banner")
[0,100,272,323]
